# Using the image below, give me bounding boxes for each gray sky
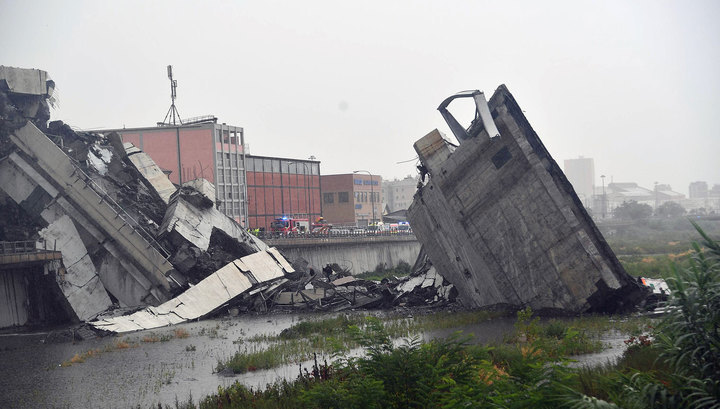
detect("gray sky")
[2,0,718,195]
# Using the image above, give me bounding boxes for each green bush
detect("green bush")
[561,223,720,408]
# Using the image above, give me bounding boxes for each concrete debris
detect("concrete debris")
[38,216,112,321]
[90,248,292,333]
[0,66,297,330]
[123,142,177,203]
[182,178,216,204]
[270,258,456,312]
[408,86,647,314]
[159,191,266,255]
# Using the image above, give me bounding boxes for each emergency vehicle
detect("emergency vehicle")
[269,217,310,235]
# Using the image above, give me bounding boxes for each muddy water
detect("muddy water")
[0,313,626,409]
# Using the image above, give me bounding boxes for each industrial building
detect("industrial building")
[102,119,248,223]
[245,155,322,230]
[321,173,381,227]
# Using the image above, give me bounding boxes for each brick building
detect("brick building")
[245,155,321,230]
[105,119,248,222]
[321,173,381,227]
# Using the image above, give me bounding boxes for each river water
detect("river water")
[0,312,626,408]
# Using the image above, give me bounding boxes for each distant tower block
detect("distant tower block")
[564,156,595,208]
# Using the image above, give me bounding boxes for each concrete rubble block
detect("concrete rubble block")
[123,142,178,203]
[160,195,267,253]
[38,215,112,321]
[0,66,54,96]
[408,86,646,314]
[182,178,216,204]
[90,247,290,333]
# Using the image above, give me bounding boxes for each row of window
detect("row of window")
[216,152,244,168]
[218,200,243,217]
[246,157,319,175]
[217,169,242,183]
[354,191,379,203]
[215,129,243,146]
[323,191,379,204]
[218,185,244,200]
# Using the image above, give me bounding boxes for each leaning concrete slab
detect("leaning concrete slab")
[408,86,645,314]
[123,142,177,204]
[90,248,292,333]
[38,216,113,321]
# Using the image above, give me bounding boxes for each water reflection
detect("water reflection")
[0,313,627,408]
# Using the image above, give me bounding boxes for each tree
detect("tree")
[656,201,686,218]
[612,200,652,220]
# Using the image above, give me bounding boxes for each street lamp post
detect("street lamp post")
[353,170,375,224]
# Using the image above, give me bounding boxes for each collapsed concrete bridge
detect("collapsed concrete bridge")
[408,86,646,314]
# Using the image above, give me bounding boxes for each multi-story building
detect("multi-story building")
[563,156,595,208]
[104,118,248,222]
[382,175,417,213]
[245,155,321,230]
[321,173,381,227]
[689,181,709,198]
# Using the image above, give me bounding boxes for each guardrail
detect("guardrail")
[0,241,40,254]
[255,231,415,240]
[0,240,63,266]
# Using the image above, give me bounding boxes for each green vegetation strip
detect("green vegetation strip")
[154,223,720,408]
[217,307,651,375]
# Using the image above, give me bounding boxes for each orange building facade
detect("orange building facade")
[320,173,381,227]
[106,122,248,223]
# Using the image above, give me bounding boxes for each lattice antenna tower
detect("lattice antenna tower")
[162,65,182,126]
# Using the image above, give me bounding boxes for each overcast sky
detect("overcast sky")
[2,0,718,195]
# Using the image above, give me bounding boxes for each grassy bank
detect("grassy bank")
[217,306,651,375]
[162,223,718,409]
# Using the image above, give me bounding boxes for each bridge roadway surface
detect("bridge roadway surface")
[261,233,422,274]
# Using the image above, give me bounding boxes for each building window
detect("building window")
[324,193,334,204]
[338,192,349,203]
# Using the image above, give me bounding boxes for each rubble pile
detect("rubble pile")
[0,65,453,334]
[270,259,457,312]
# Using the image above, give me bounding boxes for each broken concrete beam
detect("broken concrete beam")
[38,216,112,321]
[1,134,172,306]
[408,86,645,314]
[9,122,175,298]
[90,248,293,333]
[123,142,177,204]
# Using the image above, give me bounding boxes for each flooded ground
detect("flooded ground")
[0,312,628,408]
